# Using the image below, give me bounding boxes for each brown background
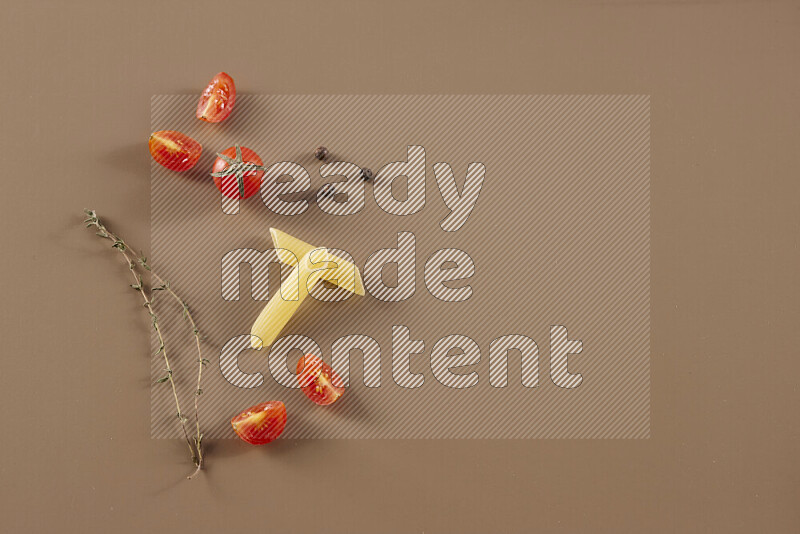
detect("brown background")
[0,1,798,532]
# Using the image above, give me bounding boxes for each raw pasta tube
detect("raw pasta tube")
[250,229,365,349]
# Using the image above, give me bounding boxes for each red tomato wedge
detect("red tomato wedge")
[297,354,346,406]
[148,130,202,172]
[230,401,287,445]
[197,72,236,123]
[211,145,264,199]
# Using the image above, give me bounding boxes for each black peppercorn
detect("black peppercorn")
[314,146,329,161]
[320,184,336,199]
[361,168,374,181]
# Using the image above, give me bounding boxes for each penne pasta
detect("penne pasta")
[250,229,365,349]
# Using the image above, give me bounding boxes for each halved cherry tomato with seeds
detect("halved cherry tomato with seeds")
[211,145,264,199]
[148,130,202,172]
[197,72,236,123]
[297,354,345,406]
[230,401,287,445]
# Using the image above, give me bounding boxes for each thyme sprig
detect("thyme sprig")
[83,209,206,479]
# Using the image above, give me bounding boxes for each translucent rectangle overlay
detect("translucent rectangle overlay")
[150,95,650,439]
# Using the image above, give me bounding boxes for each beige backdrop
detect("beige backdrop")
[1,1,798,532]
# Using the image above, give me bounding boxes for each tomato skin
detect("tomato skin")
[197,72,236,123]
[148,130,202,172]
[231,401,287,445]
[297,354,345,406]
[212,146,264,199]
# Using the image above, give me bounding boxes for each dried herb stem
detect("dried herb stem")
[83,209,204,478]
[150,271,206,479]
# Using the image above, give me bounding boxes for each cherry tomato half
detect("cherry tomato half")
[230,401,287,445]
[212,145,264,199]
[297,354,345,406]
[148,130,202,172]
[197,72,236,123]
